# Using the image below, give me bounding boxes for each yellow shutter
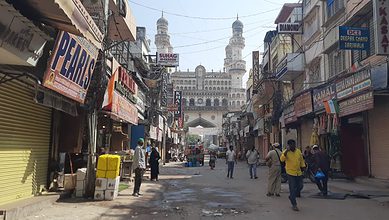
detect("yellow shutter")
[0,79,52,206]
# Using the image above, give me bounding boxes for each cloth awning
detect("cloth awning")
[14,0,103,49]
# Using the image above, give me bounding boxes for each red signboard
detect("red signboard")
[294,91,313,117]
[102,58,138,125]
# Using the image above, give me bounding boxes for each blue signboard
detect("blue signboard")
[339,26,369,50]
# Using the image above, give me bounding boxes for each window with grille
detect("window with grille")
[327,0,344,19]
[328,49,345,78]
[351,16,375,64]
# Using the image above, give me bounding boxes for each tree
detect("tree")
[186,134,201,145]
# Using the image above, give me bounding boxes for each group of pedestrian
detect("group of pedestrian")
[224,139,330,212]
[132,138,161,197]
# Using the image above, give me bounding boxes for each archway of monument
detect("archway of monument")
[185,117,217,128]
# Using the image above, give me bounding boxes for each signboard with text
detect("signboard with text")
[277,23,302,34]
[313,83,336,112]
[43,31,98,103]
[339,91,374,117]
[374,0,389,55]
[294,91,313,117]
[252,51,260,94]
[174,91,183,119]
[339,26,369,50]
[336,69,371,100]
[157,53,179,67]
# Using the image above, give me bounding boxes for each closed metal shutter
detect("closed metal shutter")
[300,119,313,149]
[0,79,52,205]
[368,96,389,179]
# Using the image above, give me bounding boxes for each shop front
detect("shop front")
[0,2,52,205]
[101,57,138,153]
[336,69,373,177]
[294,91,314,149]
[368,63,389,179]
[282,103,298,150]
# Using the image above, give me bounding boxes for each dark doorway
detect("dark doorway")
[340,116,369,177]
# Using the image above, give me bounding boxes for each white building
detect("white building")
[155,16,247,140]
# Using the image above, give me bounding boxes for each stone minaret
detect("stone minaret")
[155,13,173,53]
[224,17,246,89]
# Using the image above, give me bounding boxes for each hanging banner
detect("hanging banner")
[294,91,313,117]
[338,91,374,117]
[374,0,389,55]
[43,31,98,103]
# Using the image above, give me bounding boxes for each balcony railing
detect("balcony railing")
[275,53,305,81]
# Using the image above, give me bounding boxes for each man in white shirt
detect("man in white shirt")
[226,146,237,179]
[133,138,146,197]
[246,146,259,179]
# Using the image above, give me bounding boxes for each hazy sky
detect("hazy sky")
[130,0,299,87]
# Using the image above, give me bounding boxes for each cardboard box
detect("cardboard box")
[76,180,85,191]
[107,176,120,190]
[75,190,84,198]
[64,174,77,190]
[94,190,105,200]
[106,170,120,179]
[76,168,87,181]
[95,178,107,191]
[104,189,118,200]
[96,169,106,178]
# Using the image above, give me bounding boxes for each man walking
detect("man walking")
[265,143,282,197]
[312,145,330,196]
[133,138,146,197]
[280,139,306,211]
[246,146,259,179]
[226,146,237,179]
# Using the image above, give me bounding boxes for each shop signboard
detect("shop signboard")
[338,91,374,117]
[157,53,179,67]
[339,26,369,50]
[43,31,98,103]
[115,66,138,104]
[336,69,371,100]
[374,0,389,55]
[284,104,297,124]
[294,91,313,117]
[312,83,336,112]
[0,5,48,66]
[149,125,157,140]
[277,23,302,34]
[174,91,183,119]
[252,51,260,94]
[102,57,138,125]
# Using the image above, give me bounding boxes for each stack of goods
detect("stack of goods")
[75,168,87,197]
[94,154,121,200]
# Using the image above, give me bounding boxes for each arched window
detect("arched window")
[237,101,240,106]
[229,81,232,85]
[237,94,241,98]
[184,87,187,90]
[205,87,208,90]
[193,80,196,84]
[205,81,208,85]
[182,98,187,106]
[184,80,188,84]
[232,101,236,106]
[176,86,179,90]
[217,81,220,85]
[217,87,220,90]
[232,94,236,98]
[214,99,220,106]
[206,99,212,106]
[213,87,216,91]
[189,98,195,106]
[222,99,228,106]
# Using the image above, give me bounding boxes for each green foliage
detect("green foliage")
[186,134,201,145]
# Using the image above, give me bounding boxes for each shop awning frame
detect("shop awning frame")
[11,0,103,49]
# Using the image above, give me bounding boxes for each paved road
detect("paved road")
[27,158,389,220]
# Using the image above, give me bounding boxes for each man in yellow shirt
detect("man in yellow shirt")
[280,139,306,211]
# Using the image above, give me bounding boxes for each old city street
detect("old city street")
[26,159,389,220]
